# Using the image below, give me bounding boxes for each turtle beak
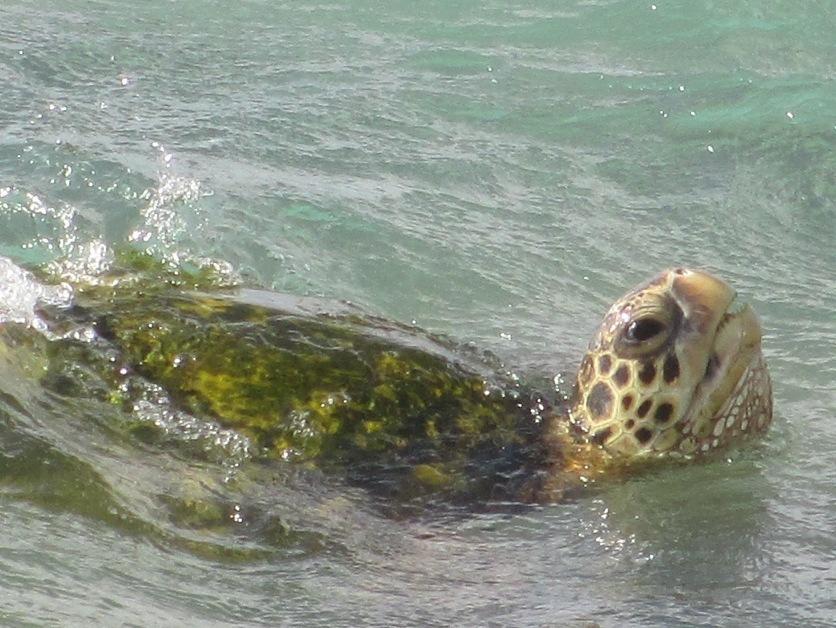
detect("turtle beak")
[668,268,765,428]
[669,268,736,337]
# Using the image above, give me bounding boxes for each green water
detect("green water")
[1,1,834,625]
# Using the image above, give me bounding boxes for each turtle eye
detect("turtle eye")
[625,317,666,343]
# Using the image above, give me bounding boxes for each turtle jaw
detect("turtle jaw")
[711,300,763,387]
[678,298,772,450]
[657,269,770,453]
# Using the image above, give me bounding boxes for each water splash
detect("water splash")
[125,378,253,481]
[0,189,84,259]
[0,255,73,332]
[46,239,116,284]
[128,142,208,258]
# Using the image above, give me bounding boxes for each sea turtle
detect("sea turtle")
[10,255,772,507]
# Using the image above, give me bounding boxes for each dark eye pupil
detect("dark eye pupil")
[627,318,665,342]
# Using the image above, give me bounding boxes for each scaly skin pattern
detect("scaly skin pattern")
[35,257,773,504]
[570,268,772,460]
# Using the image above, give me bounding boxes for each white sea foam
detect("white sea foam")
[0,255,73,332]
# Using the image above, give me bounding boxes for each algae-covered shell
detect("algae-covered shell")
[42,264,545,503]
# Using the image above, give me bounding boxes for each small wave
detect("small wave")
[128,141,209,257]
[0,255,73,331]
[126,378,254,480]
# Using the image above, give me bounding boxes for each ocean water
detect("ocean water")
[1,1,834,625]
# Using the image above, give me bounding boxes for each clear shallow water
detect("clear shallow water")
[1,1,834,625]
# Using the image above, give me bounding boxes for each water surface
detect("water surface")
[1,1,834,625]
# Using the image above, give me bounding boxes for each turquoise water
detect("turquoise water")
[1,1,835,625]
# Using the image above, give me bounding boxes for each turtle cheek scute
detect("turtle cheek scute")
[586,380,615,424]
[638,361,656,386]
[613,364,631,388]
[634,427,653,445]
[654,402,674,424]
[578,355,595,388]
[663,352,680,383]
[597,353,613,376]
[592,426,613,446]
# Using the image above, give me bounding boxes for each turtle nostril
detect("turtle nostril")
[674,268,688,276]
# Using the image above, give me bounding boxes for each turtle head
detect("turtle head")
[570,268,772,459]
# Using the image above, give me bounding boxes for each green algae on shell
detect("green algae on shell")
[36,254,550,502]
